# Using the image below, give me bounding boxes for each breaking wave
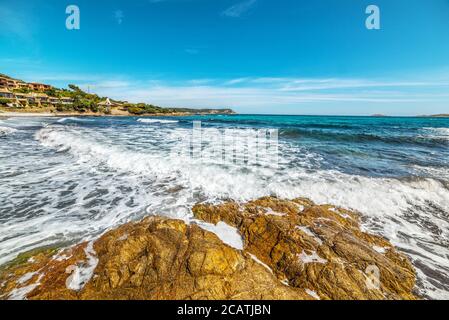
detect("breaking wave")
[137,118,179,124]
[0,126,18,136]
[57,117,95,123]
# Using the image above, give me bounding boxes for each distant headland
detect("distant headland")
[0,73,235,116]
[423,114,449,118]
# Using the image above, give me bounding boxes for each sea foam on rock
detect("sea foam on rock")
[0,197,416,300]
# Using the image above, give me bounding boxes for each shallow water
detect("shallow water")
[0,115,448,299]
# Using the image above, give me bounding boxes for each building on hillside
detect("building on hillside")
[0,75,53,91]
[0,88,14,99]
[0,76,21,89]
[49,97,60,105]
[25,94,36,104]
[17,82,30,90]
[29,82,52,91]
[0,77,8,89]
[33,93,49,104]
[14,93,29,106]
[60,97,74,105]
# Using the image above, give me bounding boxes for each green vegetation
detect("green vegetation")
[0,98,10,106]
[0,246,59,272]
[12,87,31,94]
[125,103,165,115]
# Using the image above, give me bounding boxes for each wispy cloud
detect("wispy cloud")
[222,0,257,18]
[80,76,449,111]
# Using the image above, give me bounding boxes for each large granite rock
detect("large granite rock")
[193,197,416,300]
[0,197,416,300]
[0,217,309,300]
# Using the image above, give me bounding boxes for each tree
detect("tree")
[0,98,10,105]
[68,84,83,93]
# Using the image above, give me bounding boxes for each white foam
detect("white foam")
[264,208,286,216]
[137,118,179,124]
[329,207,352,219]
[297,250,327,264]
[17,271,38,285]
[66,241,98,291]
[423,127,449,139]
[195,220,244,250]
[372,246,387,254]
[0,126,18,135]
[8,274,43,300]
[248,253,273,274]
[305,289,320,300]
[57,117,93,123]
[296,226,323,245]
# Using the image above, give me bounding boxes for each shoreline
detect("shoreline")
[0,111,205,118]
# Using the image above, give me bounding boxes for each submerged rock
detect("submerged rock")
[0,197,416,300]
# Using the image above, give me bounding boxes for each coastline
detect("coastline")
[0,111,217,118]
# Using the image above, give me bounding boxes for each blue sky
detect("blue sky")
[1,0,449,115]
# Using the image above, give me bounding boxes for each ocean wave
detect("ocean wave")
[279,127,449,147]
[423,127,449,140]
[137,118,179,124]
[57,117,94,123]
[0,126,18,136]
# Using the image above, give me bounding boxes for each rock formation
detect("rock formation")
[0,197,416,300]
[193,197,416,300]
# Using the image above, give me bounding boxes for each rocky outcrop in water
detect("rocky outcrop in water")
[0,197,416,300]
[193,197,416,300]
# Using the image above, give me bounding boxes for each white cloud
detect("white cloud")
[222,0,257,18]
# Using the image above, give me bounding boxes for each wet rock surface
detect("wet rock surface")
[193,197,416,300]
[0,197,416,300]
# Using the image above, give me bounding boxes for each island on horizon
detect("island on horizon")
[0,73,235,117]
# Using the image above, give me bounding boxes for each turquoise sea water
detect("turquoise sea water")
[0,114,448,298]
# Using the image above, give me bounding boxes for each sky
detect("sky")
[0,0,449,115]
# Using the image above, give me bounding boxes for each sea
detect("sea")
[1,114,448,299]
